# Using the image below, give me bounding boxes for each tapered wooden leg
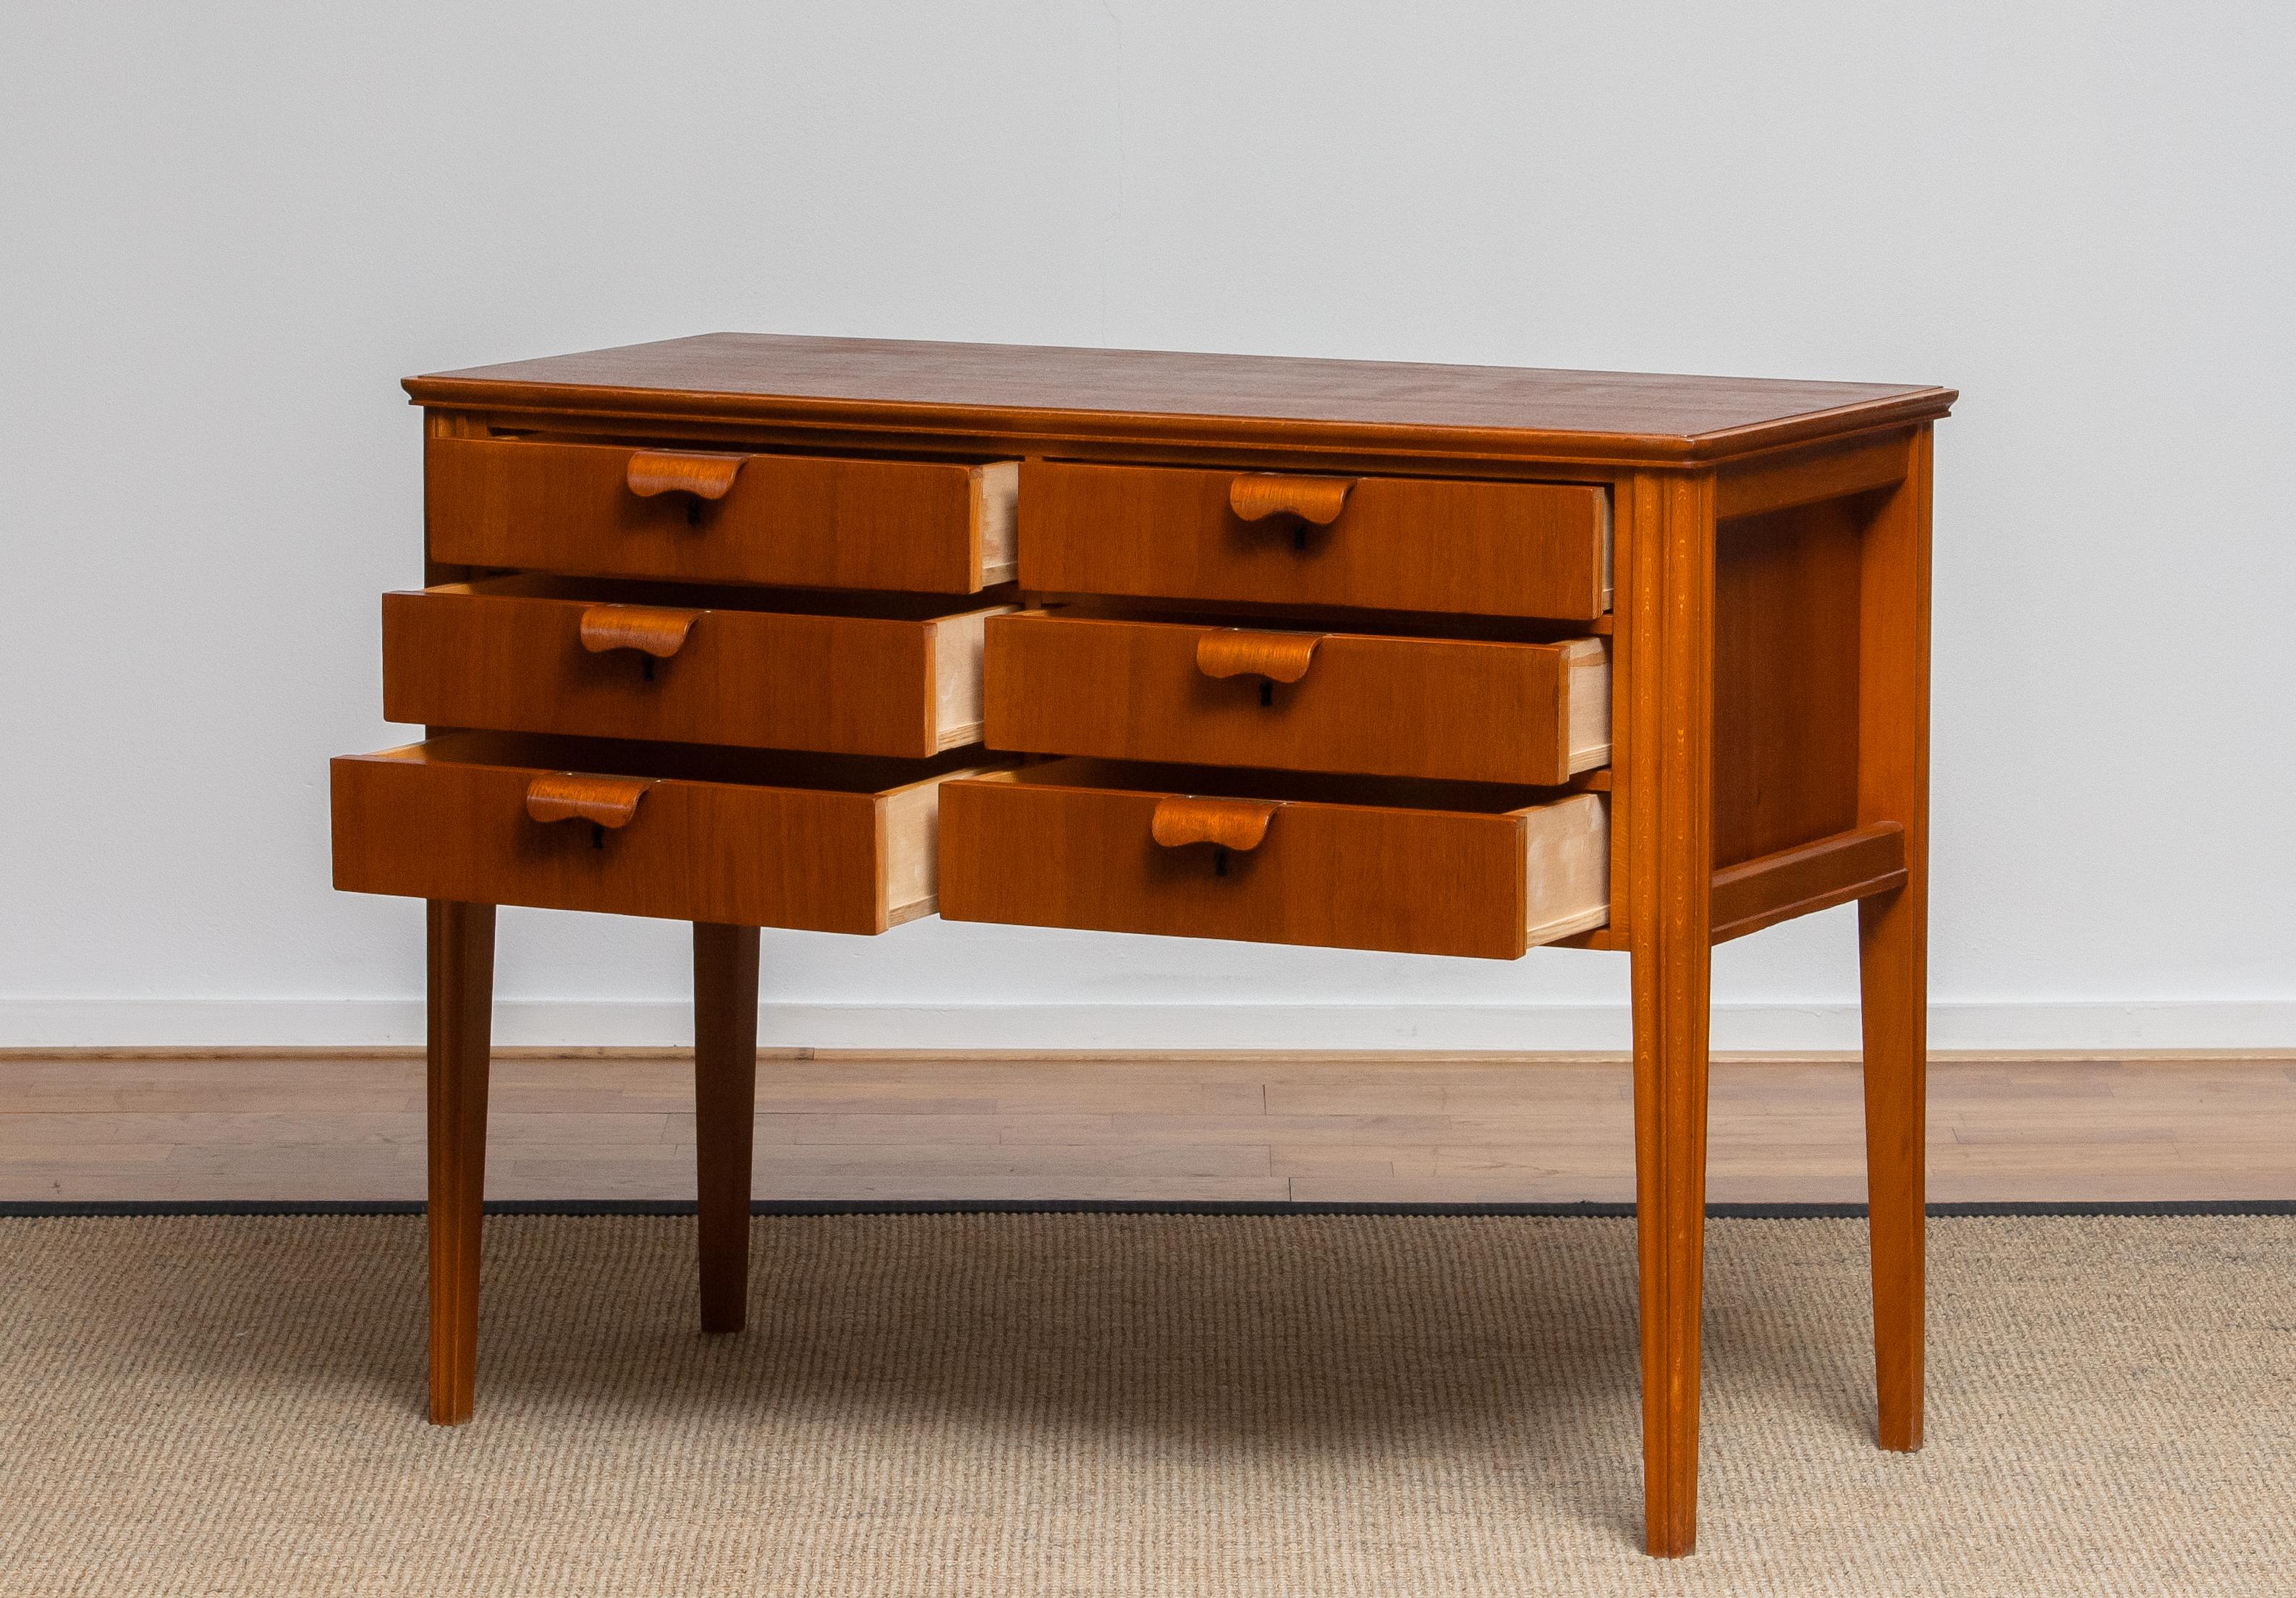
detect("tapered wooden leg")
[693,922,760,1334]
[1857,425,1933,1452]
[1620,469,1716,1557]
[1860,888,1926,1449]
[1631,937,1713,1558]
[426,899,495,1426]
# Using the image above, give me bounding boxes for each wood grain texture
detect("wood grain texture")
[1711,495,1865,867]
[424,900,493,1426]
[577,603,702,658]
[1709,823,1907,944]
[383,577,1010,758]
[425,435,1014,594]
[523,772,651,828]
[355,333,1963,1552]
[1020,462,1612,621]
[7,1054,2289,1206]
[1619,469,1717,1556]
[404,333,1954,466]
[939,762,1607,960]
[624,449,745,499]
[1857,425,1935,1453]
[692,923,759,1335]
[1149,796,1281,851]
[1714,428,1911,520]
[983,611,1606,785]
[1193,628,1323,684]
[420,409,490,590]
[1567,639,1614,779]
[1228,473,1355,524]
[334,733,999,932]
[1522,787,1613,945]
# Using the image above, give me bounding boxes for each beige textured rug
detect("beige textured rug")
[2,1213,2290,1596]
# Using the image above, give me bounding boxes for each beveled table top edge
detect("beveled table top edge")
[404,332,1956,465]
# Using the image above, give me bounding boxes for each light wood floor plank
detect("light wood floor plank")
[0,1053,2289,1204]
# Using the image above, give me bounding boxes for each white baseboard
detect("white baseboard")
[1,998,2290,1052]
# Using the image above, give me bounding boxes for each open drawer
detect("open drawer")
[426,435,1018,593]
[985,610,1609,784]
[384,576,1013,757]
[332,732,1003,932]
[939,759,1608,959]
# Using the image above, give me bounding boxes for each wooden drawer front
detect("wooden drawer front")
[383,578,1008,757]
[986,611,1608,786]
[332,733,991,932]
[939,762,1608,959]
[426,437,1017,593]
[1020,462,1611,620]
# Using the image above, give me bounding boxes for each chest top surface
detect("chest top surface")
[405,333,1954,465]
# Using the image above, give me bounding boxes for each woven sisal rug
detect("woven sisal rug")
[2,1213,2289,1595]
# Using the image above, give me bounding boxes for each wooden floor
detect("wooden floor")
[3,1052,2291,1204]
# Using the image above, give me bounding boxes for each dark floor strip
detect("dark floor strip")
[4,1199,2291,1219]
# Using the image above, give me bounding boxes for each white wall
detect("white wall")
[5,1,2292,1050]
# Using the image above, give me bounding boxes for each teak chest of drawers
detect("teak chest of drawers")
[333,333,1953,1557]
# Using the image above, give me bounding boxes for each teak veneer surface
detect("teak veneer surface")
[425,436,1017,594]
[1019,461,1612,620]
[384,577,1009,758]
[370,331,1957,1560]
[939,761,1608,960]
[333,734,994,934]
[406,333,1953,464]
[985,611,1609,786]
[1711,498,1865,867]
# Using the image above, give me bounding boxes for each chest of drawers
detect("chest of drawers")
[333,333,1952,1556]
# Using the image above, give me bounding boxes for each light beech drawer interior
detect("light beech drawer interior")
[427,436,1018,593]
[384,576,1012,758]
[939,759,1609,959]
[1020,461,1611,621]
[986,610,1609,785]
[332,732,1003,932]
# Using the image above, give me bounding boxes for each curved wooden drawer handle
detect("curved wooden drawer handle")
[1229,474,1355,527]
[1151,796,1282,852]
[578,604,703,658]
[1195,629,1323,684]
[627,449,747,500]
[525,773,655,829]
